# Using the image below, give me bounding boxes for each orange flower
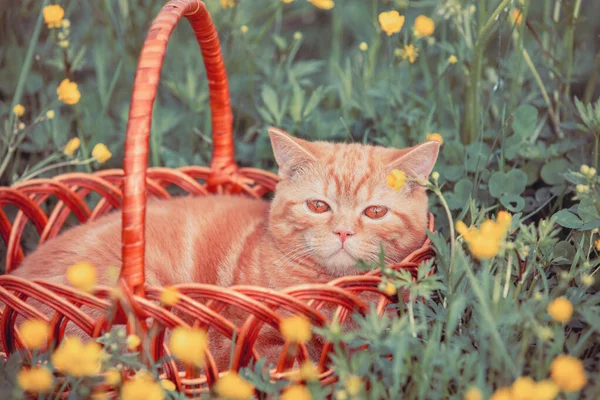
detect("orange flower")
[19,319,49,350]
[547,297,573,323]
[550,355,587,392]
[307,0,334,10]
[387,169,406,191]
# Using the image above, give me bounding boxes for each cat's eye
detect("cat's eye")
[307,200,330,213]
[364,206,388,219]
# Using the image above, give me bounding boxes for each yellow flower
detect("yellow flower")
[127,334,141,350]
[511,376,536,400]
[467,233,501,260]
[67,261,97,293]
[220,0,234,8]
[550,354,587,392]
[64,137,80,156]
[359,42,368,51]
[19,319,50,350]
[582,274,594,286]
[57,79,81,105]
[334,391,348,400]
[282,385,312,400]
[121,373,165,400]
[489,388,512,400]
[307,0,334,10]
[580,164,590,175]
[497,211,512,230]
[464,387,482,400]
[426,133,443,144]
[17,367,53,394]
[160,286,180,306]
[168,326,208,367]
[382,281,397,296]
[280,315,312,344]
[414,15,435,37]
[59,40,69,48]
[344,375,362,396]
[512,9,523,26]
[104,369,121,386]
[399,44,419,63]
[378,11,404,36]
[296,361,319,381]
[160,379,176,391]
[46,110,56,119]
[294,32,303,40]
[282,0,294,2]
[387,169,406,191]
[92,143,112,163]
[595,239,600,251]
[535,380,559,400]
[51,336,105,377]
[456,221,469,236]
[448,55,458,64]
[547,297,573,323]
[240,25,248,34]
[43,5,64,28]
[13,104,25,117]
[214,372,255,400]
[61,19,70,28]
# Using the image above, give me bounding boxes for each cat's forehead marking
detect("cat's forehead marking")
[317,143,384,204]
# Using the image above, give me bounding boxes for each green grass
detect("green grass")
[1,0,600,398]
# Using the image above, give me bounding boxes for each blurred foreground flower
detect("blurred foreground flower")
[280,315,312,344]
[457,211,511,260]
[282,385,312,400]
[550,355,587,392]
[214,372,255,400]
[379,11,404,36]
[67,261,97,292]
[43,5,65,28]
[169,326,207,367]
[17,367,53,394]
[121,372,164,400]
[19,319,49,350]
[220,0,234,8]
[547,297,573,323]
[52,336,104,377]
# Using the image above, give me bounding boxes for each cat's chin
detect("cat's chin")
[320,250,362,277]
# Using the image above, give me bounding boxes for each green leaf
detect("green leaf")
[488,169,527,198]
[261,85,280,123]
[540,158,570,185]
[303,85,327,118]
[500,194,525,212]
[554,209,584,229]
[289,84,305,123]
[445,178,473,210]
[577,199,600,224]
[512,104,538,137]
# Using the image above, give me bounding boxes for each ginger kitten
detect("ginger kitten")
[8,128,439,364]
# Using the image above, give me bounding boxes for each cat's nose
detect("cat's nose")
[333,229,355,244]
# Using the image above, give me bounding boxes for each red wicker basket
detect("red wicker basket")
[0,0,435,395]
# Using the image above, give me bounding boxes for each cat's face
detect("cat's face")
[268,128,439,277]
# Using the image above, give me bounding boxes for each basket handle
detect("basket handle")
[121,0,233,294]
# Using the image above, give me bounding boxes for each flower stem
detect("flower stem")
[16,158,94,183]
[503,252,513,298]
[464,0,512,144]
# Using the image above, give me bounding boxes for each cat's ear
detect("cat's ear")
[268,127,317,179]
[386,141,440,179]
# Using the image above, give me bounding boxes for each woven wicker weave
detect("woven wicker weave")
[0,0,435,394]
